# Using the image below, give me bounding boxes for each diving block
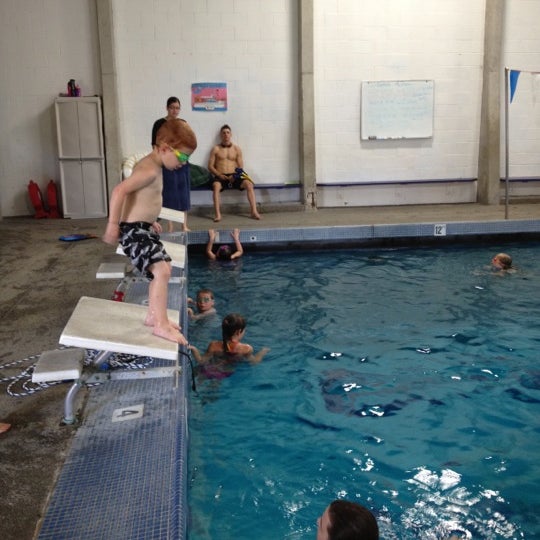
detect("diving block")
[32,348,85,383]
[116,240,185,269]
[159,207,185,224]
[96,262,127,279]
[60,296,180,361]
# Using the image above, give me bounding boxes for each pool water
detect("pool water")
[186,242,540,539]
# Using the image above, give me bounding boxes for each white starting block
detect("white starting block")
[32,347,86,425]
[46,296,182,425]
[159,207,185,224]
[60,296,180,361]
[96,262,127,279]
[32,348,85,383]
[116,240,185,269]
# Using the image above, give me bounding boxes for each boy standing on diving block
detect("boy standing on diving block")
[102,119,197,344]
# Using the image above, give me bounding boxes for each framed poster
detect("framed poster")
[191,82,227,111]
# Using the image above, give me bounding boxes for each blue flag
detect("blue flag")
[510,70,520,103]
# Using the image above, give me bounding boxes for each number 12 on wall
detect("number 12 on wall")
[434,224,447,236]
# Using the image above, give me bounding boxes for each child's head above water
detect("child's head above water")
[216,244,233,260]
[196,288,215,313]
[492,252,512,270]
[222,313,246,343]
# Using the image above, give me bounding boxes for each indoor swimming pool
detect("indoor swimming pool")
[186,242,540,539]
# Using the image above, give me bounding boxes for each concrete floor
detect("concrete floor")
[0,201,539,540]
[186,201,540,231]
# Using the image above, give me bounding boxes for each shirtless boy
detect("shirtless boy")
[208,124,261,222]
[102,119,197,344]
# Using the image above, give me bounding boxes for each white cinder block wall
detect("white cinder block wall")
[114,0,299,187]
[0,0,102,217]
[503,1,540,187]
[1,0,539,216]
[315,0,485,183]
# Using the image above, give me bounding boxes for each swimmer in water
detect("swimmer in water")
[491,252,515,273]
[206,228,243,261]
[188,288,217,321]
[189,313,269,375]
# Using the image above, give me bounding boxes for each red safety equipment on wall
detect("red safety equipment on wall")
[27,180,49,218]
[47,180,61,218]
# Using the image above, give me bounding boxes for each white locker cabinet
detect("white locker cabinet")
[55,97,108,218]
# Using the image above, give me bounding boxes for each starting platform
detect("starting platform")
[60,296,180,360]
[159,207,185,224]
[35,208,190,539]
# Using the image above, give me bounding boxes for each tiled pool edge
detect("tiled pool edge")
[187,218,540,247]
[36,234,191,540]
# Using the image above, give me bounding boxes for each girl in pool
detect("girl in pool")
[206,228,243,261]
[189,313,269,377]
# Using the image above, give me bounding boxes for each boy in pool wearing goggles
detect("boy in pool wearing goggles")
[188,288,217,320]
[103,119,197,344]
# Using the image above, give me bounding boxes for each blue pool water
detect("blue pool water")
[186,242,540,539]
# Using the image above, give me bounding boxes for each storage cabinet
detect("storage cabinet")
[55,97,107,218]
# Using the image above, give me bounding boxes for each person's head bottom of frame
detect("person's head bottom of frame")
[316,500,379,540]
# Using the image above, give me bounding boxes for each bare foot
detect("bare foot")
[182,225,191,232]
[145,316,181,330]
[251,212,261,220]
[213,216,221,222]
[153,324,188,345]
[0,422,11,434]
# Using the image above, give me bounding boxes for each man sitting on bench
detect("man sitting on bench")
[208,124,261,222]
[102,119,197,344]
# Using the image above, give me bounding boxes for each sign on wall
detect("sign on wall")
[191,82,227,111]
[361,80,434,140]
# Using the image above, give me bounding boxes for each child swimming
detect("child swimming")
[189,313,269,378]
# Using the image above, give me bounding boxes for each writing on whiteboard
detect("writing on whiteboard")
[361,80,434,140]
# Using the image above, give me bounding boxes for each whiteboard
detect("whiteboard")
[361,80,434,140]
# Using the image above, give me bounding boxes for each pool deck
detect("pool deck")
[186,202,540,248]
[187,201,540,231]
[1,201,539,540]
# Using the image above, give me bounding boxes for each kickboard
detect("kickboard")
[59,234,98,242]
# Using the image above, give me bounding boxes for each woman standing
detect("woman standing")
[151,96,192,232]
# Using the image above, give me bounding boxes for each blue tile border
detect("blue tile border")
[188,219,540,247]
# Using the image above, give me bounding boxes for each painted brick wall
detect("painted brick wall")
[314,0,486,184]
[0,0,101,216]
[503,0,540,180]
[114,0,299,186]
